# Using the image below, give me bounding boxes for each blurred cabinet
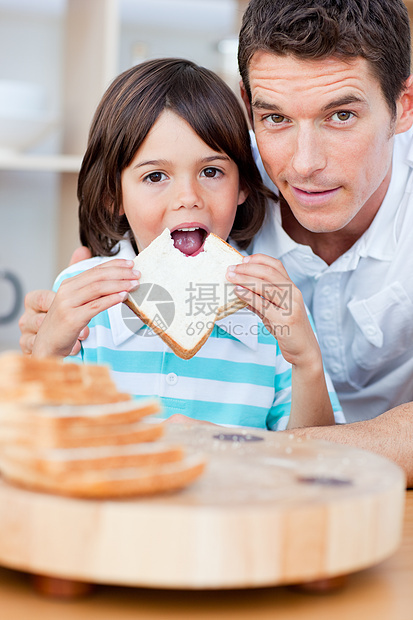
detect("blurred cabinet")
[0,0,239,349]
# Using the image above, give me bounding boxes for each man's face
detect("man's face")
[245,52,403,234]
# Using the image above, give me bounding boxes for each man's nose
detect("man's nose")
[291,126,327,177]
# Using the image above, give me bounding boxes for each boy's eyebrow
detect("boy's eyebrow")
[252,94,367,114]
[133,155,230,169]
[133,159,169,169]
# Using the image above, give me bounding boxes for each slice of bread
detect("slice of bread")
[1,442,185,475]
[0,352,131,405]
[0,453,206,498]
[0,354,206,498]
[125,229,247,359]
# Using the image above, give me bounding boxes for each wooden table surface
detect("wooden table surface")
[0,489,411,620]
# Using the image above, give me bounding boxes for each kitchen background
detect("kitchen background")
[1,0,412,352]
[0,0,249,351]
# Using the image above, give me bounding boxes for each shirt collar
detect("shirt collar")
[109,302,260,351]
[354,130,413,262]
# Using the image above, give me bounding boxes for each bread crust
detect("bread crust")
[125,231,248,359]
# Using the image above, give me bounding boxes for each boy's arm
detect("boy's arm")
[288,355,335,429]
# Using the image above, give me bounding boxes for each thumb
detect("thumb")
[69,246,92,266]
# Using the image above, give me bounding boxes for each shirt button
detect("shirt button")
[327,337,338,347]
[321,310,333,321]
[366,326,377,337]
[165,373,178,386]
[330,364,341,374]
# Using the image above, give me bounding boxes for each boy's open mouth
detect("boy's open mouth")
[170,226,209,256]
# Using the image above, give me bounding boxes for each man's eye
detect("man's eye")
[145,172,166,183]
[202,167,220,178]
[265,114,285,124]
[332,111,354,122]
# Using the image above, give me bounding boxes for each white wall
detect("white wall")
[0,0,239,351]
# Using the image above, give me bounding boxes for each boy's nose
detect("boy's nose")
[174,178,203,209]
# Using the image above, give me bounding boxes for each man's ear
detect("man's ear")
[395,75,413,134]
[240,81,254,127]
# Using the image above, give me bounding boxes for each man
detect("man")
[19,0,413,485]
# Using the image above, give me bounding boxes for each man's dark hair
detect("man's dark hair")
[238,0,411,116]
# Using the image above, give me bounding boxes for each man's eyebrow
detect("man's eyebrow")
[251,98,282,112]
[320,95,368,112]
[251,94,367,114]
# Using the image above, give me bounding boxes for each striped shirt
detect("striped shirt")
[54,240,343,430]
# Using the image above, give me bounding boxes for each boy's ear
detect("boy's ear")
[240,81,254,127]
[395,74,413,134]
[237,182,249,206]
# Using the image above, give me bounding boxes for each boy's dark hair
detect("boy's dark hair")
[78,58,274,256]
[238,0,411,117]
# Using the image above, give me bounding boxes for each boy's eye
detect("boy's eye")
[202,167,220,178]
[145,171,166,183]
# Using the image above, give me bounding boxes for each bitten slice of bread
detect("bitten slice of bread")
[125,229,247,359]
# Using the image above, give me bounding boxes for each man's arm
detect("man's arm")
[289,403,413,488]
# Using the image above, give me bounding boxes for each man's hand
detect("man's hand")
[19,246,92,356]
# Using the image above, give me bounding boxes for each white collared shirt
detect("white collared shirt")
[251,126,413,422]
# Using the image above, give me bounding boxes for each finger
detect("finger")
[244,254,290,278]
[78,327,90,341]
[61,292,131,329]
[22,289,56,315]
[69,327,90,356]
[229,272,293,313]
[19,333,36,356]
[59,279,139,309]
[18,307,46,338]
[57,263,141,307]
[228,259,290,287]
[69,246,93,266]
[69,340,82,356]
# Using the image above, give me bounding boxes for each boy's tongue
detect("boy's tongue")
[171,229,206,256]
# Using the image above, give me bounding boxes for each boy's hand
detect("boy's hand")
[32,259,140,359]
[19,246,93,356]
[226,254,321,367]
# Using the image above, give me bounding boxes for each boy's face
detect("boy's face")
[120,110,247,254]
[243,53,410,235]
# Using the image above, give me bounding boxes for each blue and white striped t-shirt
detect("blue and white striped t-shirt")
[54,240,343,430]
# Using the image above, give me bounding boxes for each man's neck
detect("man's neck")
[280,190,387,266]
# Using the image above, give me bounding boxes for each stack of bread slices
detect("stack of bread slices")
[0,352,205,498]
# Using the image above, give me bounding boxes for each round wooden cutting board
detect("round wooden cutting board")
[0,425,406,590]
